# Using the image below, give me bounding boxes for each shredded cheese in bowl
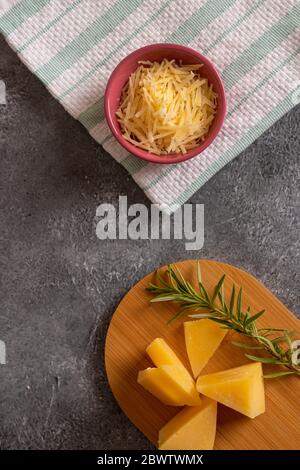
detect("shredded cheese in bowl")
[116,59,218,155]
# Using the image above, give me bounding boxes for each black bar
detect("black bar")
[0,450,299,467]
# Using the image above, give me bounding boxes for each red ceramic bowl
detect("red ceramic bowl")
[104,44,226,164]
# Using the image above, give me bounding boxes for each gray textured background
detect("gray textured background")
[0,35,299,449]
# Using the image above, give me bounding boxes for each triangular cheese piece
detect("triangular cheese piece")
[147,337,192,381]
[184,320,227,378]
[196,362,265,418]
[138,365,201,406]
[159,397,217,450]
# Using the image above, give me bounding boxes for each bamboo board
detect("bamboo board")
[105,260,300,450]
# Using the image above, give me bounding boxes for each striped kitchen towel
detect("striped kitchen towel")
[1,0,299,213]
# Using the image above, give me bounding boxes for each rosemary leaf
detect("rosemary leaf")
[263,371,297,379]
[245,354,284,364]
[150,295,179,302]
[245,310,265,326]
[229,284,236,319]
[284,330,293,350]
[211,275,225,305]
[197,261,202,286]
[258,327,287,332]
[237,287,242,321]
[147,262,300,378]
[189,313,217,319]
[232,341,264,350]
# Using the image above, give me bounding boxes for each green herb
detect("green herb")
[147,262,300,378]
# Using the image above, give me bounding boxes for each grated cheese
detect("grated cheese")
[116,59,218,155]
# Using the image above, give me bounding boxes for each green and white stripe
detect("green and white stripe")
[104,0,293,171]
[141,52,299,208]
[8,0,74,50]
[1,0,299,212]
[0,0,49,36]
[17,0,120,72]
[80,0,262,143]
[104,0,298,175]
[54,0,173,102]
[74,0,237,115]
[49,0,169,98]
[131,1,299,186]
[1,0,21,16]
[85,0,293,140]
[60,0,205,115]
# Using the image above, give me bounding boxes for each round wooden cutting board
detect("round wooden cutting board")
[105,260,300,450]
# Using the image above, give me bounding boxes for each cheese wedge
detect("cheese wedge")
[138,365,201,406]
[159,397,217,450]
[184,320,227,378]
[196,362,265,418]
[147,338,192,380]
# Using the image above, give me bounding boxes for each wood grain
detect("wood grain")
[105,260,300,450]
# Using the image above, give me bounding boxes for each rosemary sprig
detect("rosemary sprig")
[147,262,300,378]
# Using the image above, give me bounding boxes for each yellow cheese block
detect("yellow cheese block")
[146,337,192,380]
[138,365,201,406]
[184,320,227,378]
[196,362,265,418]
[159,397,217,450]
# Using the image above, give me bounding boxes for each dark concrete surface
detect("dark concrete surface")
[0,35,299,450]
